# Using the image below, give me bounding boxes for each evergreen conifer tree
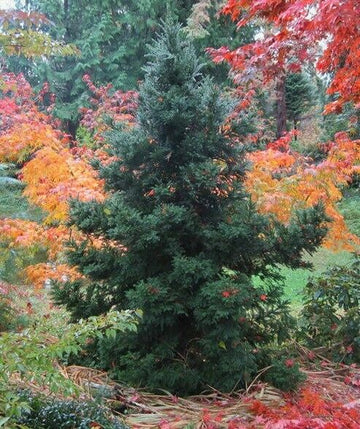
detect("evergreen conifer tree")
[285,72,314,133]
[12,0,197,135]
[54,22,327,394]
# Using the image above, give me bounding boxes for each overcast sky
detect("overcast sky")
[0,0,15,9]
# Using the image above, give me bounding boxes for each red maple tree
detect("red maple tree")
[210,0,360,113]
[208,0,360,250]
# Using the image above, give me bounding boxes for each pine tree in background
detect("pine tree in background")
[285,72,314,134]
[10,0,198,135]
[53,22,327,394]
[186,0,256,83]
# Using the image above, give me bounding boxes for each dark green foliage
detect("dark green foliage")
[0,295,13,332]
[13,0,197,134]
[53,22,327,394]
[300,255,360,363]
[16,391,127,429]
[285,72,314,131]
[0,165,46,285]
[186,1,256,84]
[265,357,306,392]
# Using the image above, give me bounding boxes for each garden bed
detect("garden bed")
[59,360,360,428]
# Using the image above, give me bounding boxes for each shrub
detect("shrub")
[0,308,140,425]
[17,391,127,429]
[300,255,360,363]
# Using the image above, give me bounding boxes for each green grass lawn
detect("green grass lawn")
[278,249,353,309]
[0,166,45,283]
[0,185,43,221]
[338,187,360,236]
[276,187,360,306]
[0,164,43,221]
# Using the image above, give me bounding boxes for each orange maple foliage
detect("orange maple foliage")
[0,218,79,288]
[208,1,360,251]
[0,219,48,248]
[0,72,106,287]
[22,146,105,223]
[245,132,360,250]
[0,219,71,258]
[0,122,63,162]
[24,263,83,290]
[0,216,123,288]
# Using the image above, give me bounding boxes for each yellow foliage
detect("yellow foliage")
[245,133,360,250]
[22,146,105,223]
[0,121,60,162]
[24,263,82,290]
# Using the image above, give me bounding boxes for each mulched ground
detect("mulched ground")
[62,357,360,429]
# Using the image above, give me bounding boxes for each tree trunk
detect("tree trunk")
[276,75,287,139]
[64,0,70,39]
[294,118,298,141]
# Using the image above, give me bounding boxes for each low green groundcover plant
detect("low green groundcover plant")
[16,391,127,429]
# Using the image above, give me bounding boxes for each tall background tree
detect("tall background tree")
[53,22,327,395]
[285,72,314,136]
[7,1,258,135]
[0,9,77,62]
[9,0,198,134]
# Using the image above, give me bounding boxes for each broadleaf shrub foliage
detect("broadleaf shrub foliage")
[16,391,127,429]
[301,255,360,363]
[0,308,140,425]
